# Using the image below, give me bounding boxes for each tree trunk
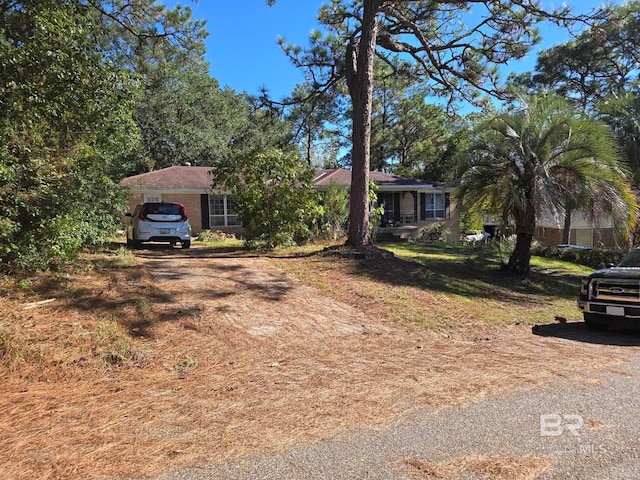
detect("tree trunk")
[562,206,572,244]
[345,0,379,247]
[508,206,536,274]
[508,230,534,274]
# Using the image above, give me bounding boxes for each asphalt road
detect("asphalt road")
[149,348,640,480]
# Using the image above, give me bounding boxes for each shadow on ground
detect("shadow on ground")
[532,321,640,346]
[323,251,582,305]
[119,241,321,260]
[116,241,579,305]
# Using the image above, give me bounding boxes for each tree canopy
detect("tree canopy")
[510,1,640,111]
[0,0,211,271]
[134,70,254,172]
[1,0,140,270]
[211,146,321,248]
[370,75,453,178]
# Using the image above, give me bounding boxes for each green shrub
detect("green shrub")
[315,182,349,241]
[415,224,451,244]
[213,147,322,249]
[530,244,624,269]
[196,230,236,242]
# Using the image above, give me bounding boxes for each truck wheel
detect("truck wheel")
[182,240,191,249]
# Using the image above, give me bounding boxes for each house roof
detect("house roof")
[120,166,213,189]
[120,165,448,191]
[313,168,440,188]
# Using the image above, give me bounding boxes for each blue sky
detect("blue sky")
[168,0,615,100]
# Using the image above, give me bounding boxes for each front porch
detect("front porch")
[378,191,420,228]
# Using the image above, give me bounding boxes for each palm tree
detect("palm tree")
[458,94,637,274]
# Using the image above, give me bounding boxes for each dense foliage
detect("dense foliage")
[212,147,322,249]
[531,245,625,271]
[0,0,139,271]
[317,182,350,240]
[0,0,258,271]
[370,71,454,179]
[134,70,254,172]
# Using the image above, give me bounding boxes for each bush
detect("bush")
[415,224,451,244]
[212,147,322,249]
[315,182,349,241]
[195,230,236,242]
[530,244,624,269]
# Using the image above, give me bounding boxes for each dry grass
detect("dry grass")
[405,453,552,479]
[0,242,637,479]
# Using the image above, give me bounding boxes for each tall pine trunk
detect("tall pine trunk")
[345,0,378,247]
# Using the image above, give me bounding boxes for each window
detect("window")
[425,193,448,219]
[226,197,241,226]
[209,195,241,227]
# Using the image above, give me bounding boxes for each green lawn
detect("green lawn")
[369,242,594,327]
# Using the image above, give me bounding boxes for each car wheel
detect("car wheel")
[133,240,142,249]
[182,240,191,249]
[126,236,133,248]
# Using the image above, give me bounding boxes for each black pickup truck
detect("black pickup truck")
[578,249,640,330]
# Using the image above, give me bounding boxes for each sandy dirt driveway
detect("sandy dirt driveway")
[127,245,640,479]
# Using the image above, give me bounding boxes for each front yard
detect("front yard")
[0,241,633,479]
[275,242,594,329]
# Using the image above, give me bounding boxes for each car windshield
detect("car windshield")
[616,249,640,267]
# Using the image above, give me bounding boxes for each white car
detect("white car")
[125,202,191,249]
[463,231,490,244]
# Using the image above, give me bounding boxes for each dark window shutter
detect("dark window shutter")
[420,193,426,221]
[445,192,451,219]
[200,194,210,229]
